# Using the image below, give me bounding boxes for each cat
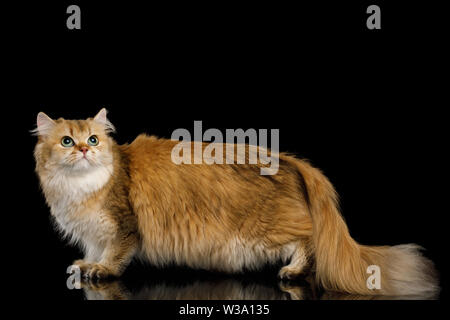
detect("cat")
[33,109,439,296]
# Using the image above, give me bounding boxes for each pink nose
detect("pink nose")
[80,147,88,156]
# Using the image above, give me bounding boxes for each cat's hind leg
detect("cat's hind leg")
[278,243,310,280]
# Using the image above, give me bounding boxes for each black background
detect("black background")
[3,0,448,315]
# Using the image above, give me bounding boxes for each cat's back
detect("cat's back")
[123,134,178,168]
[122,134,304,203]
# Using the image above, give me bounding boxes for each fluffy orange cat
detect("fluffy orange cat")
[33,109,438,296]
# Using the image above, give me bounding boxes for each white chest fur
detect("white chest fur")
[43,165,113,202]
[41,165,116,258]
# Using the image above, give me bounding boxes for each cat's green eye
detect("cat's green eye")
[61,136,74,147]
[87,135,99,146]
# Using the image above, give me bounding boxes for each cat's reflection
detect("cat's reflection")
[81,278,311,300]
[80,277,437,300]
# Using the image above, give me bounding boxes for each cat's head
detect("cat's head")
[33,109,116,173]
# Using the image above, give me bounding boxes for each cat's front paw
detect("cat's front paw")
[70,260,116,279]
[84,263,116,279]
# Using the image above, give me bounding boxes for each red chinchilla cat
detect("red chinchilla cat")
[33,109,438,296]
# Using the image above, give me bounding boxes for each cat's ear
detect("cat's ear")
[94,108,116,133]
[32,112,55,136]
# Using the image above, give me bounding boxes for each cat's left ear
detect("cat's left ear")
[94,108,116,133]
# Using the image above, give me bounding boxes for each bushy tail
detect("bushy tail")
[288,158,439,297]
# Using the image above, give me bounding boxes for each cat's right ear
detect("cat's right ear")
[31,112,55,136]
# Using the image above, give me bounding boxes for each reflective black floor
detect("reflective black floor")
[72,263,439,300]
